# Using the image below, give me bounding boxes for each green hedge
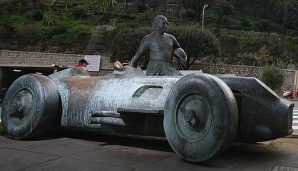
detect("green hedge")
[262,65,285,91]
[111,25,220,67]
[111,27,151,63]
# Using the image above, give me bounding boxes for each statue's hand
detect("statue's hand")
[129,61,137,68]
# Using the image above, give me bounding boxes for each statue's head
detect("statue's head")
[152,15,168,35]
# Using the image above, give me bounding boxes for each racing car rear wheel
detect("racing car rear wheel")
[1,74,59,139]
[164,73,238,162]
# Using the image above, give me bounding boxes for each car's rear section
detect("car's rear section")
[219,76,294,142]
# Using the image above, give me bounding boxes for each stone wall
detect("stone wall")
[0,50,113,69]
[0,50,113,88]
[0,50,296,91]
[190,63,296,90]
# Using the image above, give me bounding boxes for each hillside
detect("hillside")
[0,0,297,68]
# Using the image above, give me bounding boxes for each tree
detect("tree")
[282,0,298,30]
[111,25,220,69]
[178,0,211,21]
[168,25,220,69]
[268,0,287,24]
[40,0,117,13]
[213,0,235,24]
[147,0,160,12]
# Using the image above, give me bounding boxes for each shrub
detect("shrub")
[0,24,15,39]
[32,9,43,21]
[6,15,27,28]
[239,37,262,52]
[181,10,197,21]
[168,25,220,68]
[45,25,67,39]
[16,24,41,45]
[262,65,285,91]
[111,27,151,62]
[254,20,280,32]
[111,25,220,68]
[43,9,56,25]
[136,3,147,13]
[119,14,136,20]
[243,55,256,66]
[220,35,240,53]
[115,22,141,31]
[72,7,86,19]
[241,19,251,27]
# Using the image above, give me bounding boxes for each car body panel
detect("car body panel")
[48,66,293,142]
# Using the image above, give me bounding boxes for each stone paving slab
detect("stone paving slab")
[0,148,60,171]
[0,131,298,171]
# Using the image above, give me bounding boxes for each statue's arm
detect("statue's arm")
[130,37,149,68]
[172,36,187,62]
[172,36,181,49]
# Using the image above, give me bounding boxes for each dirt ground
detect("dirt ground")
[267,135,298,150]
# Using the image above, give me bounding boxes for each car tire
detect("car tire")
[1,74,59,139]
[164,73,238,162]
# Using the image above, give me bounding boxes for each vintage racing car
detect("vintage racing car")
[1,62,294,162]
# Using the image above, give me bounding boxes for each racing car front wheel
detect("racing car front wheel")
[1,74,59,139]
[164,73,238,162]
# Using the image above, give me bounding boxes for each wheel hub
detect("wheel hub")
[175,93,212,142]
[9,89,34,124]
[184,109,199,127]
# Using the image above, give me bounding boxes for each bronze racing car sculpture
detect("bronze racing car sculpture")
[1,62,294,162]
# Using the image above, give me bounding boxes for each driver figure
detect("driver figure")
[130,15,187,76]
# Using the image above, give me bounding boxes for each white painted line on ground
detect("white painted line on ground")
[294,116,298,119]
[293,126,298,129]
[293,120,298,123]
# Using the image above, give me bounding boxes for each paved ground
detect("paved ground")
[0,130,298,171]
[0,100,297,171]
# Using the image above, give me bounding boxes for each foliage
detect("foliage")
[43,9,57,25]
[168,25,220,69]
[181,10,197,21]
[72,7,87,19]
[50,23,91,46]
[44,25,67,39]
[136,2,147,13]
[213,0,235,24]
[32,9,44,21]
[16,24,42,45]
[111,27,151,63]
[262,65,285,91]
[115,22,141,31]
[243,55,256,66]
[269,38,284,57]
[268,0,287,24]
[5,15,27,28]
[282,0,298,30]
[0,24,15,39]
[177,0,210,21]
[111,25,220,69]
[220,35,240,53]
[239,37,262,51]
[240,19,251,27]
[147,0,160,10]
[254,19,281,32]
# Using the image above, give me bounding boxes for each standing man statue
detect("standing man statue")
[129,15,187,76]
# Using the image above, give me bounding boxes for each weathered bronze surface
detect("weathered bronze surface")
[1,64,293,162]
[130,15,187,76]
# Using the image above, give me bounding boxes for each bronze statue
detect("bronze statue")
[130,15,187,76]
